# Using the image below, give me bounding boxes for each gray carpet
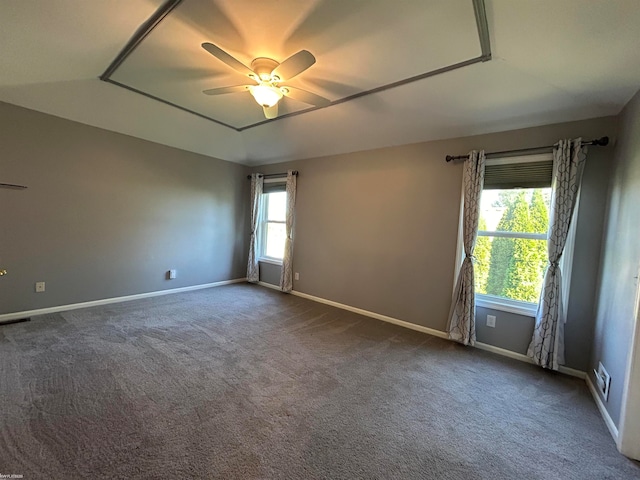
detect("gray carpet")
[1,283,638,479]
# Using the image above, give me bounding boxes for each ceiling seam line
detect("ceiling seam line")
[99,0,184,81]
[103,79,241,131]
[472,0,492,59]
[237,55,489,131]
[108,52,489,133]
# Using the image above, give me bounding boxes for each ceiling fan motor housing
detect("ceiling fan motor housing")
[250,57,280,81]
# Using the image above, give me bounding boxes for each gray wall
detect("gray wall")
[259,262,282,286]
[0,101,249,315]
[1,97,620,377]
[475,306,534,354]
[255,116,617,372]
[591,89,640,427]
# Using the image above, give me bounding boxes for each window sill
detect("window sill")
[476,295,537,317]
[258,257,283,266]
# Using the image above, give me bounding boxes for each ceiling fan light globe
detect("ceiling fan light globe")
[249,85,283,108]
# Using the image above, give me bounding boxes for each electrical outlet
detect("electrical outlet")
[294,272,299,281]
[486,315,496,328]
[35,281,45,293]
[168,269,177,280]
[594,362,611,401]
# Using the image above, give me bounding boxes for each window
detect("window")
[260,190,287,262]
[472,154,553,316]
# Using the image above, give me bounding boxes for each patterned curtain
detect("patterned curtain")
[447,151,485,345]
[528,139,586,370]
[280,171,297,293]
[247,173,263,283]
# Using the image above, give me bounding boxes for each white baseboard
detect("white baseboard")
[257,281,282,292]
[474,342,586,379]
[558,365,587,379]
[0,278,247,323]
[290,289,449,339]
[257,283,587,378]
[475,341,532,363]
[586,374,619,444]
[259,281,447,338]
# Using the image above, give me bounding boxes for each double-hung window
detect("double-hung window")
[473,154,554,316]
[259,181,287,263]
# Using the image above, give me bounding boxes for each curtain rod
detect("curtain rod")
[246,171,298,180]
[445,136,609,162]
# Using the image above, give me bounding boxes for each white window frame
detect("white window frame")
[258,182,286,265]
[454,153,560,318]
[475,294,538,317]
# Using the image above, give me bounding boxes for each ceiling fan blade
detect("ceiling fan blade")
[202,42,256,77]
[281,86,330,107]
[263,104,278,119]
[271,50,316,81]
[202,85,251,95]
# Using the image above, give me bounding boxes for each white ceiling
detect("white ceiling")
[1,0,639,166]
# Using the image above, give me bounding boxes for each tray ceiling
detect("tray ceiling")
[1,1,639,165]
[106,0,483,130]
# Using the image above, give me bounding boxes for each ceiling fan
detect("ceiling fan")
[201,42,330,119]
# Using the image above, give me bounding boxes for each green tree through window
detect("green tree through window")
[474,217,492,294]
[475,188,550,304]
